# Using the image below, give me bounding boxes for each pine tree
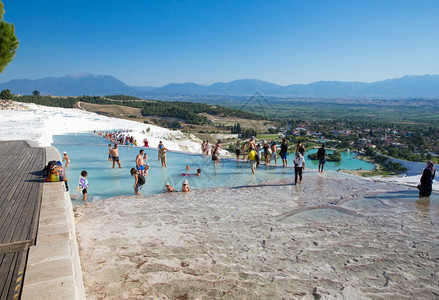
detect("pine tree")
[0,1,19,73]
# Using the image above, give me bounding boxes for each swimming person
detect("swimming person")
[248,146,257,174]
[196,168,201,176]
[62,151,70,168]
[78,170,89,201]
[317,143,326,172]
[418,161,435,197]
[111,144,122,168]
[136,149,145,175]
[293,152,304,184]
[182,179,191,192]
[130,168,145,195]
[280,138,288,167]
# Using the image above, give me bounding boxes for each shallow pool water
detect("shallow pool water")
[52,133,374,204]
[291,148,374,172]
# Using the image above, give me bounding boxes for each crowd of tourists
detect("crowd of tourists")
[66,131,436,200]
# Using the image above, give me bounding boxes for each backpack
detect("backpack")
[138,174,145,185]
[42,160,57,177]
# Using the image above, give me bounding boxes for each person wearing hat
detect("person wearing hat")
[182,179,191,192]
[418,161,435,197]
[62,151,70,168]
[293,152,305,184]
[164,182,175,192]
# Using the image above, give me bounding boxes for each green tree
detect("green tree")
[0,1,19,73]
[0,88,12,99]
[32,90,40,96]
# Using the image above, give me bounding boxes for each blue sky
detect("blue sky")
[1,0,438,86]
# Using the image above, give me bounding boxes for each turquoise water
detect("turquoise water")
[296,148,374,171]
[52,133,374,204]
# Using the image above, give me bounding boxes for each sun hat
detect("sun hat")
[62,151,66,154]
[183,179,189,185]
[166,182,170,186]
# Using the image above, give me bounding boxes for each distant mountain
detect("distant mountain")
[1,73,439,99]
[0,73,156,97]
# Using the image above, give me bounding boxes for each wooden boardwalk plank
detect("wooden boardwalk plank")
[0,148,39,244]
[0,147,42,243]
[0,141,45,300]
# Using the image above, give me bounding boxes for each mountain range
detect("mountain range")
[1,73,439,99]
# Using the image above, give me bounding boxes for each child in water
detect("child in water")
[164,182,175,192]
[78,170,88,201]
[182,179,191,192]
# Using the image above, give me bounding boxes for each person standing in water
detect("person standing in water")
[293,152,305,184]
[136,149,145,175]
[62,151,70,168]
[235,140,241,162]
[263,142,270,166]
[160,146,169,167]
[270,141,278,166]
[418,161,435,197]
[107,144,112,161]
[248,146,257,174]
[280,138,288,167]
[111,144,121,168]
[78,170,89,201]
[296,141,306,170]
[158,141,163,160]
[211,140,221,165]
[205,140,210,155]
[317,143,326,173]
[130,168,145,195]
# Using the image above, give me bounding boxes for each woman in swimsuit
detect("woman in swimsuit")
[160,147,168,167]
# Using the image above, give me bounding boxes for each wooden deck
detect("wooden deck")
[0,141,45,300]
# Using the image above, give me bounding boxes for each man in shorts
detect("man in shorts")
[111,144,121,168]
[248,146,257,174]
[136,149,145,175]
[270,141,278,165]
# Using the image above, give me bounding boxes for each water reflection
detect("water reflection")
[415,197,430,217]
